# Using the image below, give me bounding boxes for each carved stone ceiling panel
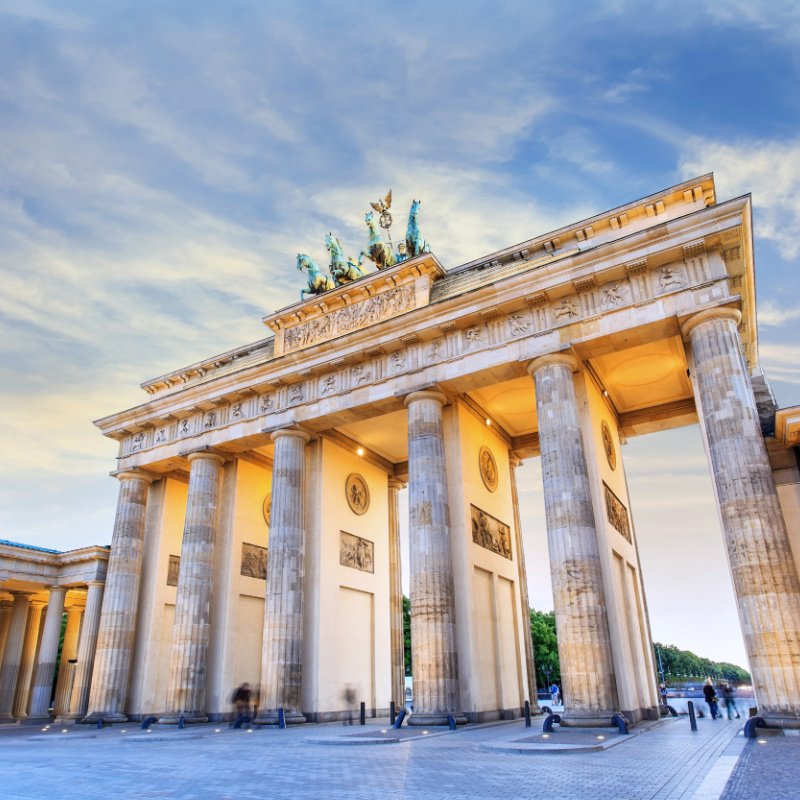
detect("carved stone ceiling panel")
[337,409,409,463]
[468,377,538,437]
[590,336,691,414]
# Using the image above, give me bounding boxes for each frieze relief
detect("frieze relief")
[471,505,512,560]
[339,531,374,573]
[122,258,719,458]
[283,284,415,353]
[241,542,268,579]
[604,483,632,543]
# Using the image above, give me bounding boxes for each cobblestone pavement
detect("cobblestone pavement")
[720,733,800,798]
[0,716,751,800]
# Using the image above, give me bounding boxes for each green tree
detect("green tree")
[653,642,750,684]
[403,595,412,676]
[530,609,560,687]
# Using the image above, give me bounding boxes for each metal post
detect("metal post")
[278,707,286,729]
[688,700,697,732]
[359,702,366,726]
[524,700,531,728]
[390,701,396,725]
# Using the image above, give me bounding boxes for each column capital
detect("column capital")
[9,591,33,600]
[526,351,579,377]
[403,389,447,408]
[85,580,105,588]
[47,585,67,596]
[186,450,226,466]
[680,306,742,340]
[387,478,407,491]
[113,469,156,485]
[270,427,311,444]
[509,456,523,469]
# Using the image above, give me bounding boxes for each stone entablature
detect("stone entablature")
[135,175,719,403]
[97,189,753,470]
[263,256,445,356]
[0,541,109,589]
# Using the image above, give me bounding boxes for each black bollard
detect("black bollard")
[278,707,286,729]
[743,716,766,738]
[360,702,366,725]
[390,701,396,725]
[687,700,697,732]
[392,709,407,729]
[178,715,185,730]
[96,719,104,730]
[448,714,456,731]
[612,713,629,734]
[524,700,531,728]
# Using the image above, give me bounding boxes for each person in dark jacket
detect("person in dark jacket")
[722,683,741,720]
[230,682,252,727]
[703,678,719,719]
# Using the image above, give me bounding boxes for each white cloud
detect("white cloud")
[759,343,800,386]
[758,300,800,327]
[680,137,800,259]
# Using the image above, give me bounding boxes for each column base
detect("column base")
[407,711,468,726]
[0,714,20,725]
[158,712,208,725]
[80,712,128,724]
[760,713,800,730]
[254,709,306,725]
[558,712,625,728]
[20,715,54,725]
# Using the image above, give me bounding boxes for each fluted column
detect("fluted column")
[0,601,12,663]
[528,353,618,723]
[0,593,32,721]
[28,586,67,719]
[53,604,83,716]
[405,390,463,725]
[684,307,800,726]
[13,600,45,718]
[83,471,154,723]
[388,478,406,709]
[256,427,310,725]
[160,451,225,724]
[68,581,104,719]
[510,457,538,707]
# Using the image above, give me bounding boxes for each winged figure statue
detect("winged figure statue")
[370,190,392,214]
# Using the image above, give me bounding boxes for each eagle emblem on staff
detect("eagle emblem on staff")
[370,189,393,230]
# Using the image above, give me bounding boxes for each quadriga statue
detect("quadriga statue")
[326,233,367,287]
[296,253,334,300]
[360,211,397,270]
[406,199,431,257]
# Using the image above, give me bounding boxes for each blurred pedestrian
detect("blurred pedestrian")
[722,683,741,720]
[342,685,356,725]
[550,682,560,706]
[702,678,719,719]
[230,682,252,728]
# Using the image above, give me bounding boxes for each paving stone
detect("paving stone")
[0,716,766,800]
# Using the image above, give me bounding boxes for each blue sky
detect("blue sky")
[2,1,799,667]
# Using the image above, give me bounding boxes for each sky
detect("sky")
[2,0,800,670]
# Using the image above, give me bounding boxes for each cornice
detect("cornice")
[96,193,754,452]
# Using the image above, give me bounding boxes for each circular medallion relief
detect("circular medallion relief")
[479,446,499,492]
[601,420,617,471]
[262,493,271,526]
[345,473,370,515]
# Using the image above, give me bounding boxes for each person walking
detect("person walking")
[722,683,741,720]
[702,678,719,719]
[550,682,560,707]
[230,682,252,728]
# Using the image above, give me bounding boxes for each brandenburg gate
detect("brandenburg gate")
[77,176,800,729]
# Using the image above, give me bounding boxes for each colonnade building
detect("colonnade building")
[27,175,800,728]
[0,541,108,722]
